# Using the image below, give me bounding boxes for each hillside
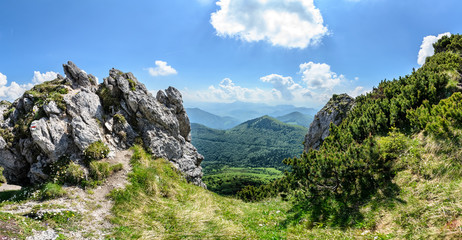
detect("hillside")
[186,107,241,129]
[275,111,314,128]
[191,116,307,169]
[191,116,307,195]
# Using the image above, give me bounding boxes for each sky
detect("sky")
[0,0,461,108]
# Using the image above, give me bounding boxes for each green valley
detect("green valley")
[191,116,308,195]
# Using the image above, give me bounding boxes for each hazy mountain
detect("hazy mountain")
[191,116,308,170]
[186,101,318,122]
[275,111,314,128]
[186,108,241,130]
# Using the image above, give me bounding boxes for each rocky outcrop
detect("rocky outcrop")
[304,94,355,151]
[0,61,205,187]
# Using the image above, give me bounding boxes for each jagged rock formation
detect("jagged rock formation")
[0,61,205,187]
[304,94,355,151]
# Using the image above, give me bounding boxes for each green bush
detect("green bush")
[113,113,127,124]
[64,162,85,185]
[83,140,110,163]
[97,86,120,113]
[39,183,66,200]
[127,79,136,91]
[89,161,111,181]
[110,163,124,172]
[0,167,6,186]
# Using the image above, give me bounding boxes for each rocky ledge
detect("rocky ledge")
[304,93,355,151]
[0,61,205,188]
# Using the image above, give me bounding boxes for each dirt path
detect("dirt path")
[1,150,133,240]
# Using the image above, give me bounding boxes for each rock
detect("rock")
[104,69,205,187]
[304,94,355,151]
[66,89,103,120]
[0,62,205,187]
[26,229,59,240]
[43,101,61,116]
[30,116,70,161]
[0,137,28,184]
[63,61,97,90]
[71,116,103,151]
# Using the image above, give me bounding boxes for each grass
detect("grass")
[108,146,384,239]
[107,137,462,239]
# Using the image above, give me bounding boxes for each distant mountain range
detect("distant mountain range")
[186,108,241,130]
[186,101,318,122]
[186,106,314,130]
[190,115,308,171]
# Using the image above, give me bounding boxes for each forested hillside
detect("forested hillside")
[276,111,314,128]
[191,116,307,195]
[237,34,462,238]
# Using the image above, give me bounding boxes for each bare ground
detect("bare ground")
[0,150,133,240]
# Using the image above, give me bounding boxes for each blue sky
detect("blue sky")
[0,0,461,108]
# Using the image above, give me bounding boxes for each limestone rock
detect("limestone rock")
[43,101,61,116]
[0,62,205,187]
[304,94,355,151]
[63,61,97,90]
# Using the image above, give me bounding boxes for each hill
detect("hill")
[191,116,307,169]
[275,111,313,128]
[191,116,307,195]
[186,107,241,129]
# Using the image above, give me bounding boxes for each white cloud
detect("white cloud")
[299,62,345,90]
[417,32,451,65]
[148,61,178,77]
[182,76,314,106]
[0,72,7,86]
[349,86,370,97]
[32,71,58,84]
[0,72,34,101]
[260,74,302,100]
[210,0,328,49]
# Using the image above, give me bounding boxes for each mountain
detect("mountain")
[187,101,318,122]
[186,107,241,129]
[191,116,307,170]
[275,111,314,128]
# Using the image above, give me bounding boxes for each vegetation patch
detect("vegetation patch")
[0,167,6,186]
[203,167,283,195]
[113,113,127,124]
[83,140,110,163]
[38,183,66,200]
[127,79,136,91]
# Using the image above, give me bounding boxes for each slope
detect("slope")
[275,111,314,128]
[191,116,307,169]
[186,107,241,130]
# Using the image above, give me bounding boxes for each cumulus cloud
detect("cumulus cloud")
[417,32,451,65]
[32,71,59,84]
[148,61,178,77]
[349,86,370,97]
[210,0,328,49]
[0,72,34,101]
[260,74,302,100]
[182,75,314,106]
[299,62,345,90]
